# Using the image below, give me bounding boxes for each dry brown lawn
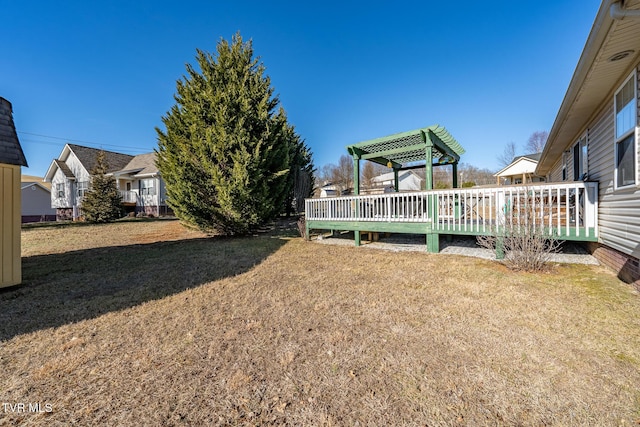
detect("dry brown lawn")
[1,218,639,426]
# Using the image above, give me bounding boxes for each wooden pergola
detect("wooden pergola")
[306,124,599,253]
[346,125,465,194]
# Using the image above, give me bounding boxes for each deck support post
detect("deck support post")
[426,233,439,253]
[305,218,310,241]
[354,231,361,246]
[495,235,505,259]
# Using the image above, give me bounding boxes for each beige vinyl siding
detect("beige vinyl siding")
[548,157,564,182]
[587,63,640,258]
[0,164,21,287]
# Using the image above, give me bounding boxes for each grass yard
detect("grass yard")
[1,218,640,425]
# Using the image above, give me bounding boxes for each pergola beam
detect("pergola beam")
[346,124,465,192]
[360,145,425,161]
[426,130,460,163]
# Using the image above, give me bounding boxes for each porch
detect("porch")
[305,181,598,253]
[119,190,138,205]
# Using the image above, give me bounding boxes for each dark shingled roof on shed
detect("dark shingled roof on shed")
[0,97,27,166]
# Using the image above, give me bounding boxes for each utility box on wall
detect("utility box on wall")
[0,97,28,288]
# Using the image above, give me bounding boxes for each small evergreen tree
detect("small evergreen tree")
[81,151,123,223]
[156,33,298,234]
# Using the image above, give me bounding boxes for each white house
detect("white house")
[319,182,339,198]
[536,0,640,285]
[494,153,545,185]
[370,170,423,192]
[44,144,170,220]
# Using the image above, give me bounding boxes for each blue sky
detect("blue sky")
[1,1,601,176]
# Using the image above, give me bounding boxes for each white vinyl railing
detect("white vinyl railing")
[305,182,598,237]
[119,190,138,204]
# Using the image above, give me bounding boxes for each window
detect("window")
[615,71,637,188]
[573,135,588,181]
[562,152,568,181]
[77,181,89,198]
[56,183,65,198]
[140,178,156,195]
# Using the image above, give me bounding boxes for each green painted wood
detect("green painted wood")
[359,145,427,161]
[307,220,431,234]
[426,125,465,157]
[496,236,505,259]
[393,169,399,192]
[424,144,433,190]
[452,162,458,188]
[427,233,439,253]
[308,218,597,243]
[355,230,361,246]
[431,222,598,241]
[427,129,460,162]
[353,157,360,195]
[345,125,465,170]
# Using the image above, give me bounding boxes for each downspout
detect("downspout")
[610,1,640,19]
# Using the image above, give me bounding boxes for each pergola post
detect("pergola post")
[393,168,399,192]
[353,156,360,195]
[452,162,458,188]
[343,125,465,252]
[424,136,433,190]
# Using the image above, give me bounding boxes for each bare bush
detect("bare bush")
[477,189,562,272]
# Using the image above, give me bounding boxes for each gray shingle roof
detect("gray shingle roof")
[514,153,542,163]
[120,152,159,176]
[0,97,28,166]
[68,144,134,173]
[54,159,75,178]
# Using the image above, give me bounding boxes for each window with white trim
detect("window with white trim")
[562,151,568,181]
[77,181,89,198]
[56,183,65,198]
[140,178,156,195]
[614,71,637,189]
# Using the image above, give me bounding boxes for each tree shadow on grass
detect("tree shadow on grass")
[0,235,287,341]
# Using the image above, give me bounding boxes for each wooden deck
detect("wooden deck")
[305,182,598,252]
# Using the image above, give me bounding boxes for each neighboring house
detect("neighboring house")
[494,153,545,185]
[318,181,353,197]
[536,0,640,284]
[369,170,423,193]
[319,182,339,198]
[0,97,28,288]
[44,144,170,220]
[20,176,56,223]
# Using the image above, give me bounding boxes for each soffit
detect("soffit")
[539,0,640,174]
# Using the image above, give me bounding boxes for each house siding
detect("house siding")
[21,184,56,222]
[551,62,640,261]
[50,168,72,209]
[547,62,640,264]
[592,63,640,259]
[548,157,564,182]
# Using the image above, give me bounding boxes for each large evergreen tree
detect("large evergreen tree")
[285,131,315,215]
[81,151,123,223]
[156,33,301,234]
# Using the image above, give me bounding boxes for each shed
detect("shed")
[0,97,28,287]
